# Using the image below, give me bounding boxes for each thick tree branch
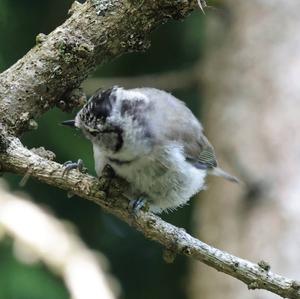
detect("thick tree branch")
[0,0,199,135]
[0,136,300,299]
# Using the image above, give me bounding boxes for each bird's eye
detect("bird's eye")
[85,127,98,137]
[89,130,98,137]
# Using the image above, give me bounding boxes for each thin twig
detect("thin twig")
[82,67,200,94]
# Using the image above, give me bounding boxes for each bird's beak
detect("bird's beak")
[61,120,76,127]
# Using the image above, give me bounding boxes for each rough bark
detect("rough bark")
[0,0,198,135]
[189,1,300,299]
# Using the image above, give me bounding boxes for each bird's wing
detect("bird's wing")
[135,87,218,170]
[183,134,218,170]
[179,126,239,182]
[159,111,218,170]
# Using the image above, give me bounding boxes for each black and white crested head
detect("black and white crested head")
[75,86,117,131]
[74,86,122,153]
[74,86,154,156]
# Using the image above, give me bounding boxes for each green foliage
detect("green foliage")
[0,240,68,299]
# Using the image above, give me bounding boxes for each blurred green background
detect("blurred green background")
[0,1,208,298]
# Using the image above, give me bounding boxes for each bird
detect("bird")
[62,86,238,213]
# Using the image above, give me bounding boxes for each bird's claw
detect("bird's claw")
[129,196,149,214]
[62,159,87,176]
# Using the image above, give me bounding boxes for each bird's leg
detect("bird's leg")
[62,159,87,176]
[99,164,117,195]
[101,164,116,179]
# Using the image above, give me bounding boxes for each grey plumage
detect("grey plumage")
[69,86,238,213]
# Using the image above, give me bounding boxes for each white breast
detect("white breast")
[93,143,107,176]
[105,143,207,213]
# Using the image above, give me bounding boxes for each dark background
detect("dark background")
[0,1,209,298]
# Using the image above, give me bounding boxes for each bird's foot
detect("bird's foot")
[129,196,149,214]
[62,159,87,176]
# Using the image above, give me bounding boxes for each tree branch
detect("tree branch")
[1,1,299,298]
[0,136,300,299]
[0,0,199,135]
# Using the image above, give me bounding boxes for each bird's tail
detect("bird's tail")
[209,167,239,184]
